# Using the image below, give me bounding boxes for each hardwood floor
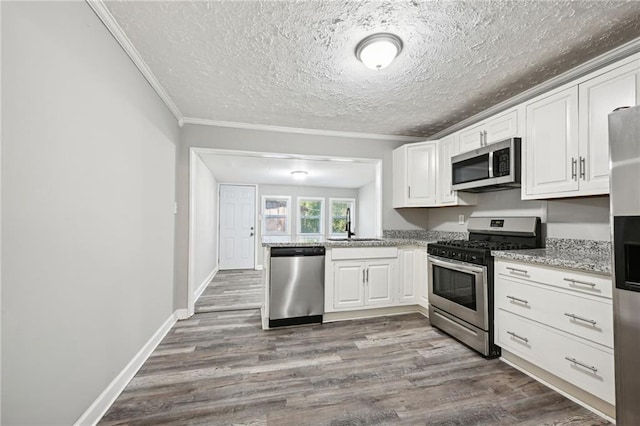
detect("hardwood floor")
[100,311,609,425]
[195,269,263,313]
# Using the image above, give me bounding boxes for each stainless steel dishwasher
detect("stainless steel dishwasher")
[269,246,325,328]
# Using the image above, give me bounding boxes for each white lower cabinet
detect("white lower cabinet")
[333,262,366,309]
[332,259,396,310]
[326,247,399,312]
[495,259,614,405]
[398,247,428,305]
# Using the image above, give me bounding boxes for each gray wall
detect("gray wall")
[2,2,178,424]
[176,125,429,309]
[427,189,611,241]
[357,181,377,237]
[193,155,218,293]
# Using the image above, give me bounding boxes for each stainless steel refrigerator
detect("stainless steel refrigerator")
[609,105,640,425]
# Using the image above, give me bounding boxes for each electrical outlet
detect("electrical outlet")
[458,214,465,225]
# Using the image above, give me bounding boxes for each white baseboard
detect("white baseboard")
[175,308,189,320]
[194,267,218,303]
[74,310,180,426]
[255,264,263,271]
[416,304,429,317]
[323,305,422,323]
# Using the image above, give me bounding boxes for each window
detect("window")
[330,198,355,237]
[262,196,291,236]
[297,197,324,235]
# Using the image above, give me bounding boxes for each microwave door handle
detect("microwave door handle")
[488,151,495,178]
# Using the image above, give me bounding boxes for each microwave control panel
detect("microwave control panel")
[493,148,510,177]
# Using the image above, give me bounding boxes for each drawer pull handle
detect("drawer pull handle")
[564,313,597,325]
[565,356,598,373]
[507,295,529,305]
[507,331,529,343]
[563,278,597,288]
[506,267,528,274]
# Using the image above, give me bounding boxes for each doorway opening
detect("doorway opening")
[187,147,383,316]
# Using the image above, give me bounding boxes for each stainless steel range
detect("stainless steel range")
[427,216,542,357]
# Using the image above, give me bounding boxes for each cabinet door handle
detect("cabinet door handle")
[506,266,528,275]
[579,157,586,180]
[507,331,529,343]
[571,158,577,180]
[479,131,483,146]
[563,278,597,288]
[362,269,366,284]
[365,268,369,283]
[565,356,598,373]
[564,313,597,325]
[408,185,411,198]
[483,130,488,146]
[507,295,529,305]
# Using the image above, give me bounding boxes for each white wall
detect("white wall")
[174,125,428,309]
[2,3,178,424]
[427,189,611,241]
[357,181,377,237]
[192,155,218,296]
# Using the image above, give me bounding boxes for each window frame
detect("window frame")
[261,195,291,236]
[296,196,325,236]
[329,198,356,237]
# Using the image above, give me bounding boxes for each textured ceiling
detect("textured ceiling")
[105,1,640,138]
[200,153,377,188]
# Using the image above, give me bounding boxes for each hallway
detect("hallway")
[195,269,264,313]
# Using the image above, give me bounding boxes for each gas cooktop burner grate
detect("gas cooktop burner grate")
[433,240,530,251]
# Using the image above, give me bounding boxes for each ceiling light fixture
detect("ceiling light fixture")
[290,170,309,180]
[355,33,403,70]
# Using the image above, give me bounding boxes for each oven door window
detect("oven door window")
[432,264,477,311]
[452,154,490,185]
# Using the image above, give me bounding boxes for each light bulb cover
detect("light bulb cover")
[290,170,309,179]
[355,33,403,70]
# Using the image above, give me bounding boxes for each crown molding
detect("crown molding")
[181,117,425,142]
[86,0,183,123]
[429,36,640,140]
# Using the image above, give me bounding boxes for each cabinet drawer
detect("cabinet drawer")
[497,309,614,404]
[331,247,398,260]
[496,277,613,348]
[495,259,612,299]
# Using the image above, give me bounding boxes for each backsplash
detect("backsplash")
[545,238,611,255]
[383,229,467,241]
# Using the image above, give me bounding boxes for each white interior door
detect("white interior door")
[219,185,256,270]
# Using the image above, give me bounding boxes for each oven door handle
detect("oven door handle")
[428,255,485,274]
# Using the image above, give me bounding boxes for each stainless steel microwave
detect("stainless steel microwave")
[451,137,521,192]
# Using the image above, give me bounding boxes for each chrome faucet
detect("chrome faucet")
[345,207,355,238]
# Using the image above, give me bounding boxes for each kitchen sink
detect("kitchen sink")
[326,238,384,242]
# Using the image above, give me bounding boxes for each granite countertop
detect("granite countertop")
[492,238,612,276]
[262,230,468,248]
[261,236,435,248]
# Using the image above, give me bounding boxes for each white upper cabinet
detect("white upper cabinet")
[392,141,437,207]
[524,86,580,198]
[523,58,640,200]
[393,138,476,208]
[578,60,640,194]
[459,107,521,153]
[437,134,458,205]
[436,134,477,206]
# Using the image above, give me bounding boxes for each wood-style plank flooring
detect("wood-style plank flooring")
[100,310,609,425]
[195,269,263,313]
